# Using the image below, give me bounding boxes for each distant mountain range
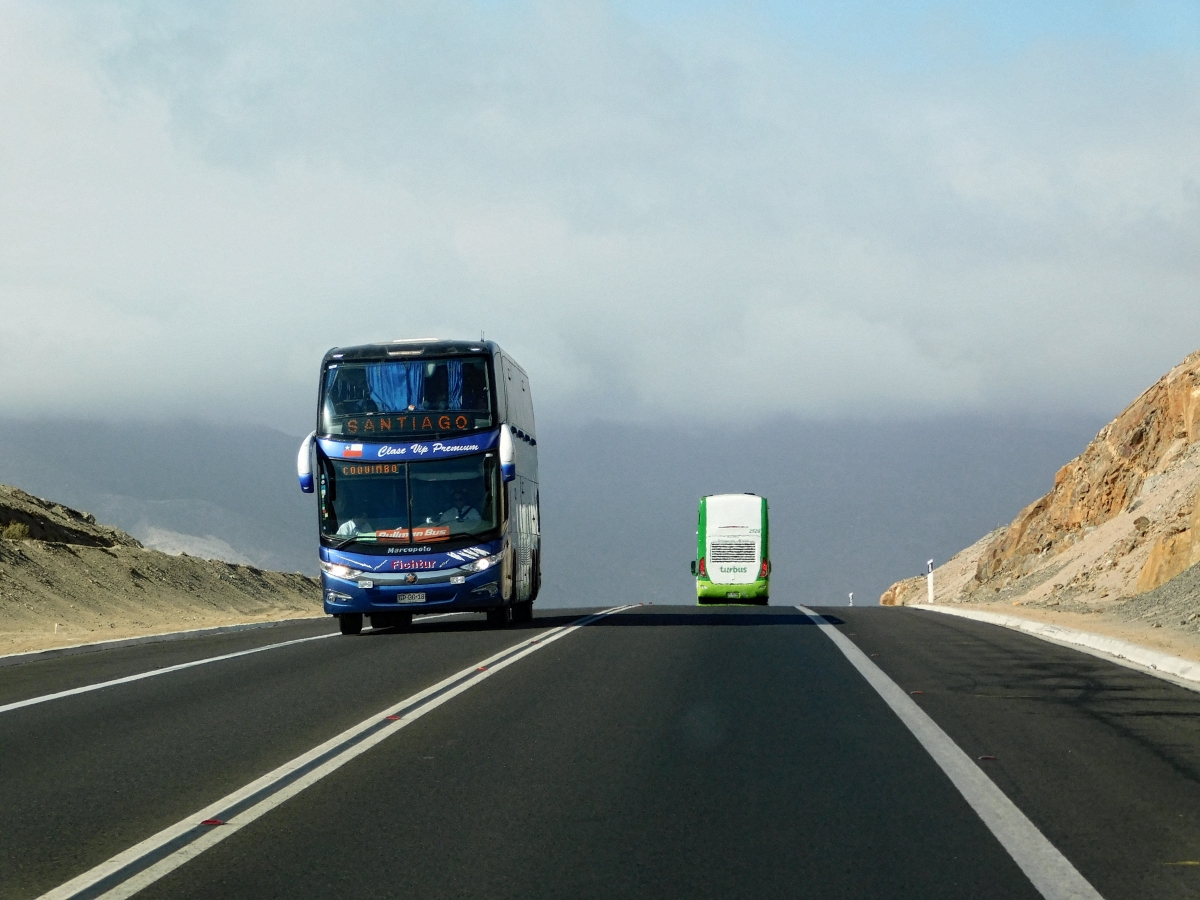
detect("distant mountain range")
[0,413,1107,607]
[0,420,315,574]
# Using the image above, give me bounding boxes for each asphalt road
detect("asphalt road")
[2,605,1198,900]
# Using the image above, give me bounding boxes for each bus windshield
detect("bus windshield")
[318,454,500,548]
[321,356,493,438]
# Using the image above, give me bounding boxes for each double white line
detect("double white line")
[39,606,635,900]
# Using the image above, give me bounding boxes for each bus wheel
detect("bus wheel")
[513,599,534,624]
[486,606,512,628]
[339,613,363,636]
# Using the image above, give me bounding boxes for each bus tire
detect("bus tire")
[338,613,363,636]
[528,550,541,603]
[487,606,512,628]
[513,599,534,624]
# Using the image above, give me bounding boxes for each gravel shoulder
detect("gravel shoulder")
[909,531,1200,665]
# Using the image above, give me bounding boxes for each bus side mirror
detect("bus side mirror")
[690,560,697,575]
[297,432,315,493]
[499,425,516,482]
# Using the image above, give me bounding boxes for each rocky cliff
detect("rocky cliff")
[881,349,1200,628]
[972,350,1200,594]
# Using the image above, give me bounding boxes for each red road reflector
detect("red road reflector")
[911,691,924,695]
[870,653,879,657]
[200,819,224,826]
[477,666,487,671]
[386,715,400,720]
[978,755,997,761]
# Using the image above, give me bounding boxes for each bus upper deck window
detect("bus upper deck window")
[462,362,488,411]
[329,368,377,416]
[423,363,449,411]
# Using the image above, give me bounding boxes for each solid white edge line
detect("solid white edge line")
[797,605,1105,900]
[38,605,637,900]
[0,633,340,715]
[915,605,1200,693]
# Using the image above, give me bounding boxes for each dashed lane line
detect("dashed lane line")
[36,605,636,900]
[799,605,1105,900]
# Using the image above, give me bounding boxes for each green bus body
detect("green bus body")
[693,494,769,605]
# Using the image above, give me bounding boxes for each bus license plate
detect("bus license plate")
[397,593,426,604]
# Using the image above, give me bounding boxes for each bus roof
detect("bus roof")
[323,340,501,363]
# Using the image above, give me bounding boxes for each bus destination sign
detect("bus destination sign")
[339,414,475,436]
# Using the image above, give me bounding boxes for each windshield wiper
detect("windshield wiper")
[327,535,371,549]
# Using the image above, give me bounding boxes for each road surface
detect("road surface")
[2,605,1199,899]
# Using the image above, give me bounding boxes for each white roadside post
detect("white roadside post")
[848,592,854,607]
[926,559,935,604]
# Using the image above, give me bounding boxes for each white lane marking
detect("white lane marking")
[0,633,339,715]
[798,606,1104,900]
[2,611,481,715]
[38,605,637,900]
[0,617,329,666]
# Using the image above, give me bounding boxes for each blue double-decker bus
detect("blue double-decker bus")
[297,339,540,635]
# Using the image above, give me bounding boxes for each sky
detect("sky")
[2,0,1198,435]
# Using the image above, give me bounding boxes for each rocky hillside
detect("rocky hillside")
[0,485,142,548]
[0,484,321,654]
[881,350,1200,643]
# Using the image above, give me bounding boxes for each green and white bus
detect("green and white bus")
[690,494,770,605]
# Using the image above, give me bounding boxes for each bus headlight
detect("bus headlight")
[460,552,503,574]
[320,561,363,579]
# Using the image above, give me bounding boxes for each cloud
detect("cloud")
[135,525,256,566]
[0,1,1197,432]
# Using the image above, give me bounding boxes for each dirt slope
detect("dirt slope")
[881,349,1200,663]
[0,485,321,654]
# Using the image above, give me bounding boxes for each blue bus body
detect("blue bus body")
[298,340,540,632]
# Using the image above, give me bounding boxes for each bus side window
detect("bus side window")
[495,354,510,423]
[519,372,535,436]
[506,356,517,428]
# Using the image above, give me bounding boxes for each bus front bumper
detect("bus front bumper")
[321,569,505,615]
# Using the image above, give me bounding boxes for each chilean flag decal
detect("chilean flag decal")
[342,444,364,458]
